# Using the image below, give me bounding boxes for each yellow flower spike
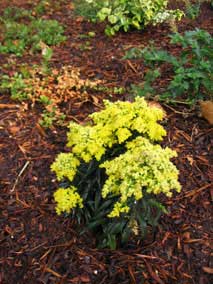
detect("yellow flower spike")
[54,187,83,215]
[51,153,80,182]
[116,128,132,144]
[100,136,180,217]
[108,202,130,218]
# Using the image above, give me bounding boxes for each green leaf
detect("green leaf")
[108,14,117,24]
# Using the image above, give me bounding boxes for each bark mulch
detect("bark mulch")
[0,1,212,283]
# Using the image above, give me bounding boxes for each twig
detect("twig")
[11,160,30,192]
[162,103,192,115]
[44,267,62,278]
[126,60,138,73]
[0,104,20,109]
[175,183,211,200]
[135,254,160,260]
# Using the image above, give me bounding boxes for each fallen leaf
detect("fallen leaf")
[202,267,213,274]
[70,275,91,283]
[0,104,19,108]
[199,100,213,124]
[9,126,20,135]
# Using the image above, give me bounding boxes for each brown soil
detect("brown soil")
[0,1,212,284]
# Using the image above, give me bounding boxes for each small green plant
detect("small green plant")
[78,31,96,39]
[93,85,125,95]
[30,19,66,48]
[51,98,181,249]
[39,98,66,128]
[74,0,183,36]
[39,109,57,128]
[0,7,66,56]
[33,0,50,15]
[183,0,201,19]
[79,40,92,51]
[39,94,52,105]
[1,6,33,21]
[39,107,66,128]
[0,73,30,100]
[124,29,213,103]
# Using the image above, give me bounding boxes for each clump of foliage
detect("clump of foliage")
[183,0,201,19]
[0,65,102,127]
[124,28,213,104]
[32,0,51,16]
[0,6,66,56]
[74,0,183,36]
[51,98,181,248]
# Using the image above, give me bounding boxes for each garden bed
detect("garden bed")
[0,1,212,283]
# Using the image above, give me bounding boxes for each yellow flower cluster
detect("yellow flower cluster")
[66,97,166,163]
[100,137,181,217]
[51,153,80,182]
[51,97,180,218]
[54,187,83,215]
[107,202,130,218]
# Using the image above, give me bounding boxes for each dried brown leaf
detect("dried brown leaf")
[202,267,213,274]
[200,100,213,124]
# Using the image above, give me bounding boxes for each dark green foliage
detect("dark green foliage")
[59,159,166,249]
[124,28,213,103]
[73,0,103,20]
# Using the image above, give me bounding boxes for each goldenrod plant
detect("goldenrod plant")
[51,98,181,248]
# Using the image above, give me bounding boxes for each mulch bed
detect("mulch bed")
[0,1,212,283]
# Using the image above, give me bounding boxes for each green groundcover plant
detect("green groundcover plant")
[0,7,66,56]
[74,0,183,36]
[124,28,213,104]
[51,97,181,249]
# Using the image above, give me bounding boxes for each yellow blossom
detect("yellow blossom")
[108,202,130,218]
[51,97,181,220]
[51,153,80,182]
[54,187,83,215]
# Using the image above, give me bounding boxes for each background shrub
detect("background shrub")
[124,29,213,104]
[74,0,183,35]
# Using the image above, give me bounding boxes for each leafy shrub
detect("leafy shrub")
[74,0,183,36]
[51,98,181,248]
[124,28,213,103]
[0,7,66,56]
